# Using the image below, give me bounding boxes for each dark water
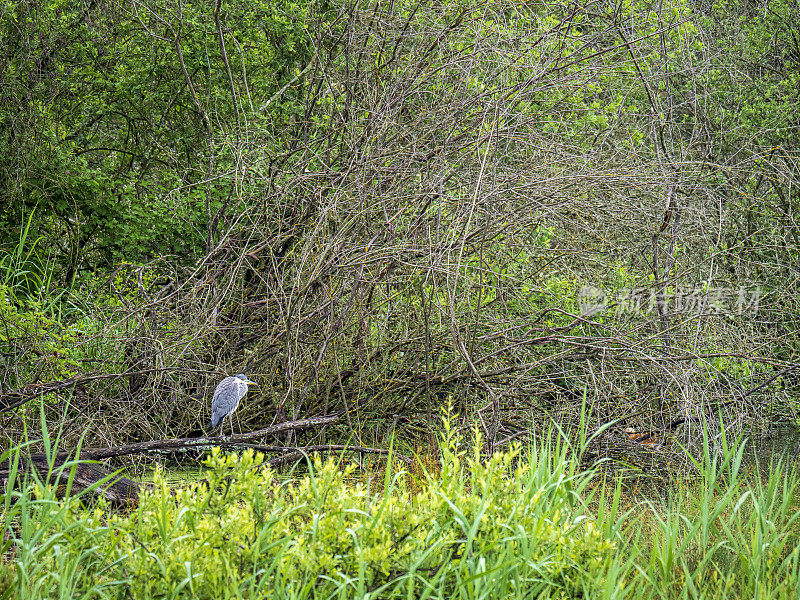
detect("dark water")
[745,425,800,467]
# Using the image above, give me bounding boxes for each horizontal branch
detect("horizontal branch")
[75,414,342,461]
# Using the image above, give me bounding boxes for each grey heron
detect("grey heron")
[210,374,257,437]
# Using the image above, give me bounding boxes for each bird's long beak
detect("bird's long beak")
[244,379,258,386]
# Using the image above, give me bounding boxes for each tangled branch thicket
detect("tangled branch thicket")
[9,0,799,467]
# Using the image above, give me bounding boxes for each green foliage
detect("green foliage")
[0,0,336,278]
[0,564,14,599]
[3,0,800,591]
[0,285,88,389]
[709,0,799,147]
[5,422,614,598]
[5,420,800,599]
[122,438,611,597]
[0,208,51,301]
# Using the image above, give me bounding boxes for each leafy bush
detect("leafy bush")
[116,429,612,597]
[0,285,86,388]
[6,424,613,599]
[6,424,800,599]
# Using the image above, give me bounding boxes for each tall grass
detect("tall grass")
[1,417,799,599]
[0,208,62,309]
[591,429,800,600]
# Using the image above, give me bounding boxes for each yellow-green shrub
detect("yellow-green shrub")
[108,427,613,597]
[10,426,614,598]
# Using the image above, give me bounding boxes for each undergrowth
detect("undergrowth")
[1,420,800,598]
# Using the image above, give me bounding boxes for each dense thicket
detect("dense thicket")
[1,0,798,462]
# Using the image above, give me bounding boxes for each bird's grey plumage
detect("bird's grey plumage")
[210,373,257,436]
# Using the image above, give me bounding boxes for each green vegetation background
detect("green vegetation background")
[1,0,800,596]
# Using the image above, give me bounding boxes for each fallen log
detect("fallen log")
[75,414,342,461]
[1,454,142,508]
